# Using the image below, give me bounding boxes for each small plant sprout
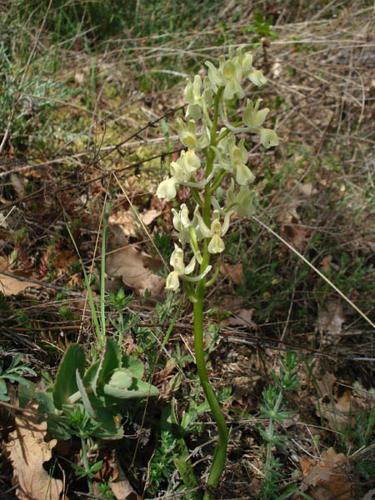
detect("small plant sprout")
[157,50,279,498]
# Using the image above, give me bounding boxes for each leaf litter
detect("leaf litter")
[0,256,41,296]
[300,447,352,500]
[106,244,164,296]
[1,2,375,498]
[5,405,64,500]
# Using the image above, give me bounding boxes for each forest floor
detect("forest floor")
[0,1,375,499]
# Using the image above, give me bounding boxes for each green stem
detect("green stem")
[265,391,283,477]
[203,88,223,225]
[194,281,228,499]
[209,169,226,195]
[100,201,110,346]
[191,187,203,207]
[80,437,93,495]
[193,87,228,499]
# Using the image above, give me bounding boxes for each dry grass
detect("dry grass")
[0,1,374,498]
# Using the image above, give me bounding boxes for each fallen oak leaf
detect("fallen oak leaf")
[221,262,243,285]
[109,212,137,238]
[140,208,161,226]
[109,208,161,238]
[300,447,352,500]
[228,308,257,329]
[5,405,64,500]
[106,246,164,296]
[317,300,345,345]
[282,222,310,251]
[320,255,332,273]
[317,389,359,431]
[0,256,41,296]
[109,453,141,500]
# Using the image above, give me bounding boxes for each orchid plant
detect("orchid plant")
[156,51,279,498]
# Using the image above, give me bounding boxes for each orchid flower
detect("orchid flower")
[165,245,196,291]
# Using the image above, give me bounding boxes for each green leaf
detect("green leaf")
[107,368,133,390]
[89,460,103,474]
[123,355,144,379]
[47,414,73,440]
[4,374,29,384]
[0,378,9,401]
[76,369,97,419]
[130,378,159,396]
[83,360,100,385]
[174,457,199,496]
[93,410,124,440]
[37,392,73,439]
[53,344,85,409]
[93,339,121,394]
[103,377,159,400]
[36,391,56,415]
[18,380,35,408]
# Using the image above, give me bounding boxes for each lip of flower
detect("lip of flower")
[248,69,267,87]
[243,99,270,129]
[156,149,202,201]
[170,161,191,183]
[196,210,232,255]
[165,270,180,291]
[172,204,192,245]
[165,244,212,291]
[166,263,213,291]
[179,120,199,149]
[172,205,204,263]
[156,177,177,200]
[208,232,225,254]
[234,162,255,186]
[170,245,195,274]
[260,128,279,148]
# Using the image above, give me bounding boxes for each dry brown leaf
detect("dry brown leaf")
[294,181,315,198]
[301,448,352,500]
[316,373,336,399]
[318,389,359,430]
[362,488,375,500]
[228,308,257,328]
[353,381,375,411]
[106,246,164,296]
[283,222,310,250]
[300,456,315,477]
[109,453,141,500]
[109,212,137,237]
[109,209,161,238]
[141,209,161,226]
[335,390,353,414]
[317,300,345,344]
[11,174,26,198]
[52,250,77,275]
[275,180,315,251]
[0,256,41,296]
[5,406,64,500]
[320,255,332,273]
[221,262,243,285]
[153,359,177,398]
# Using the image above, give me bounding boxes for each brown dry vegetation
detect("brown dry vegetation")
[0,1,375,499]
